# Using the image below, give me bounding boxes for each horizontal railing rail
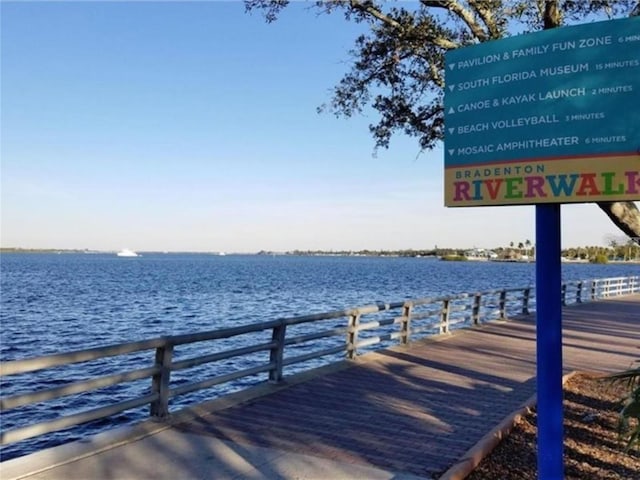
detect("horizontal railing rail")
[1,275,638,449]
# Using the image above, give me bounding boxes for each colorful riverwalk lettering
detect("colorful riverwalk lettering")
[446,155,638,206]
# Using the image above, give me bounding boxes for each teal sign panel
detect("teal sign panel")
[444,17,640,167]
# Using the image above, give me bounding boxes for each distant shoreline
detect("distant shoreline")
[2,248,639,264]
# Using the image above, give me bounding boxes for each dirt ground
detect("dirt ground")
[465,373,640,480]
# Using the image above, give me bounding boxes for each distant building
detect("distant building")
[464,248,498,260]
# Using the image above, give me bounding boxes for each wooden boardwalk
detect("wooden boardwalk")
[4,295,639,480]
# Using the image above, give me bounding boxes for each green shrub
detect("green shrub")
[590,254,609,264]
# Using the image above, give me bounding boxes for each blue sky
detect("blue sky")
[1,1,631,252]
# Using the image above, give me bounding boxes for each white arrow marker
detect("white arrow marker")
[448,149,455,156]
[448,85,455,92]
[448,107,455,114]
[448,127,455,134]
[448,63,456,70]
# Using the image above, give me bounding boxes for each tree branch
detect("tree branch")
[429,62,445,87]
[468,0,503,39]
[597,202,640,242]
[420,0,488,41]
[543,0,562,28]
[348,0,404,30]
[348,0,459,50]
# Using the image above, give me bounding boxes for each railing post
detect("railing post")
[561,284,567,306]
[472,293,482,325]
[440,299,450,334]
[400,303,413,345]
[498,290,507,320]
[269,322,286,383]
[576,281,583,303]
[347,312,361,359]
[591,280,598,300]
[150,342,173,418]
[522,288,530,315]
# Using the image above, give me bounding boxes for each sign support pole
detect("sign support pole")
[535,203,564,479]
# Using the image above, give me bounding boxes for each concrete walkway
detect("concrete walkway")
[3,296,639,480]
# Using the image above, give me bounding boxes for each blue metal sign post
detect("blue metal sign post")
[535,204,563,479]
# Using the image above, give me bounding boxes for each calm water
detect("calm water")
[1,253,638,460]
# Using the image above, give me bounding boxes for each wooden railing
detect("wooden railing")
[1,275,638,447]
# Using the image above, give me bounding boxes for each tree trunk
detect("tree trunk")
[597,202,640,243]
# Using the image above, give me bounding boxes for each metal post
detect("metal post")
[536,204,564,480]
[269,323,286,383]
[522,288,531,315]
[472,293,482,325]
[576,281,583,303]
[151,343,173,418]
[498,290,507,319]
[440,299,450,334]
[400,303,413,345]
[591,279,598,300]
[561,284,567,306]
[347,312,360,359]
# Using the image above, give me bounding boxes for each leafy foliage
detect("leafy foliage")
[608,363,640,451]
[246,0,638,150]
[590,253,609,264]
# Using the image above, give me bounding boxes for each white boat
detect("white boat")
[117,249,139,257]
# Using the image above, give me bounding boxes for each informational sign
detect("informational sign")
[444,17,640,207]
